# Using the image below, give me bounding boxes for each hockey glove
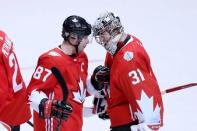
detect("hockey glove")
[91,65,110,91]
[93,97,109,120]
[39,98,72,120]
[93,97,107,114]
[93,96,109,120]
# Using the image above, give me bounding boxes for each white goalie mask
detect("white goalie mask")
[92,12,124,55]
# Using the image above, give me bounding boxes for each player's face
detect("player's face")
[68,33,80,46]
[78,35,89,53]
[95,31,112,48]
[68,33,90,53]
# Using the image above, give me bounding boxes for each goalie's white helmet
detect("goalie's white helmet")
[92,12,124,55]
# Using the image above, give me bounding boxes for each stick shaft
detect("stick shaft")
[161,83,197,95]
[27,121,33,127]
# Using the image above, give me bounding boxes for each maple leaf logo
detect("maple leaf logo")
[72,18,78,23]
[134,90,161,124]
[73,79,86,103]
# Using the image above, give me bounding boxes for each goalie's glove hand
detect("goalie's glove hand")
[39,98,72,120]
[91,65,110,91]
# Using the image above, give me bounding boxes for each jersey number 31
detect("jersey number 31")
[128,69,145,85]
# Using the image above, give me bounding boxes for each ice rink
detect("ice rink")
[1,0,197,130]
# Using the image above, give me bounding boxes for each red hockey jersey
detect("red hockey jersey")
[0,30,31,125]
[27,47,88,131]
[105,35,164,128]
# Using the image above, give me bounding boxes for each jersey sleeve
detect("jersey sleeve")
[117,52,163,126]
[27,57,57,92]
[27,56,57,112]
[0,55,9,109]
[0,33,10,108]
[0,32,25,110]
[104,52,113,68]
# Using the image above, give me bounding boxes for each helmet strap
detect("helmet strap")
[67,36,81,54]
[75,44,79,54]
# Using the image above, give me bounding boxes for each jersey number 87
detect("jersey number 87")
[33,66,52,82]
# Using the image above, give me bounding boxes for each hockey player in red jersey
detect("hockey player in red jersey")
[27,15,92,131]
[0,30,31,131]
[91,12,164,131]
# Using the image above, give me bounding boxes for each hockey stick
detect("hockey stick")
[161,83,197,95]
[27,121,34,127]
[51,67,69,131]
[51,67,68,101]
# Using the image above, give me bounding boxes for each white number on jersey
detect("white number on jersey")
[9,53,23,92]
[33,66,51,82]
[128,69,145,85]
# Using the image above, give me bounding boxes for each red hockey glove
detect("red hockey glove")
[39,98,72,120]
[91,65,110,91]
